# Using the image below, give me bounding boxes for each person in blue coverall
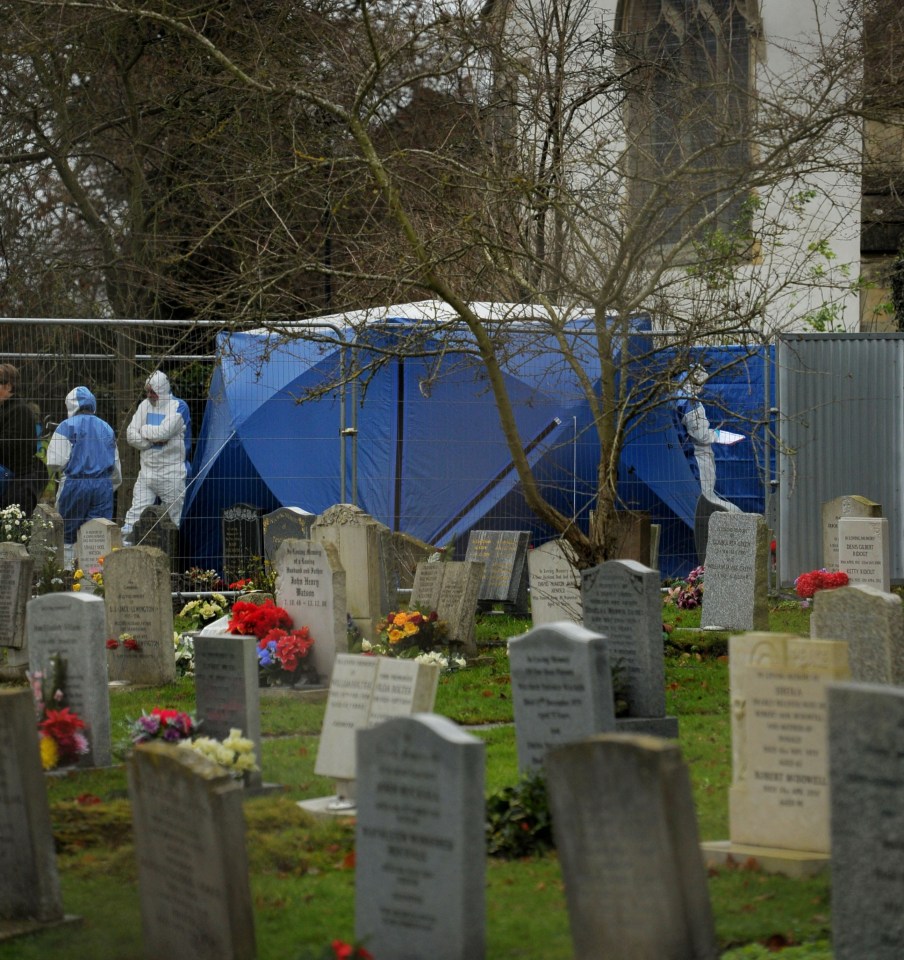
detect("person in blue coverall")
[122,370,191,540]
[46,386,122,565]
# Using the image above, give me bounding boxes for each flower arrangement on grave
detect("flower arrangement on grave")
[374,609,448,655]
[183,567,223,590]
[664,565,704,609]
[409,649,467,673]
[173,631,195,676]
[128,707,198,744]
[177,594,229,631]
[228,597,293,638]
[71,560,104,595]
[106,632,141,652]
[227,597,316,686]
[179,728,259,778]
[28,655,90,770]
[0,503,31,544]
[794,568,849,600]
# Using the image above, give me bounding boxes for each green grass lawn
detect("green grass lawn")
[0,602,836,959]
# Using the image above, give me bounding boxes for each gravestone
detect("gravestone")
[547,734,717,960]
[304,654,440,814]
[693,495,730,564]
[194,634,262,789]
[312,504,396,642]
[810,584,904,684]
[702,632,849,876]
[28,503,64,570]
[465,529,529,614]
[527,540,582,627]
[0,546,34,681]
[391,530,434,590]
[75,518,121,573]
[356,714,485,960]
[128,743,255,960]
[221,503,263,584]
[131,506,178,566]
[700,512,769,631]
[828,682,904,960]
[612,510,652,565]
[274,538,346,684]
[411,559,484,655]
[0,689,66,931]
[822,494,882,570]
[104,546,176,684]
[27,593,111,768]
[508,622,615,773]
[582,559,676,737]
[262,506,314,565]
[838,516,890,591]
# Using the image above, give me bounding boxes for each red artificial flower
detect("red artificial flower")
[229,598,293,640]
[39,707,86,752]
[331,943,373,960]
[122,637,140,651]
[275,627,314,672]
[105,638,119,649]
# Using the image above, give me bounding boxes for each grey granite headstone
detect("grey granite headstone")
[547,734,718,960]
[312,504,396,642]
[104,546,176,684]
[356,714,485,960]
[75,517,121,574]
[128,743,255,960]
[581,559,670,733]
[838,516,890,591]
[221,503,263,584]
[700,512,769,631]
[465,529,529,613]
[410,560,445,611]
[0,549,32,650]
[527,540,582,627]
[0,689,65,926]
[508,622,615,773]
[131,506,178,569]
[262,506,314,565]
[810,584,904,684]
[28,503,64,569]
[829,682,904,960]
[822,494,882,570]
[194,634,262,789]
[435,560,484,655]
[27,593,111,768]
[274,538,346,684]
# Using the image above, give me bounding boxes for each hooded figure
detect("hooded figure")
[673,366,738,512]
[46,386,122,560]
[122,371,191,538]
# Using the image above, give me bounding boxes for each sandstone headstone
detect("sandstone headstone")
[262,506,314,565]
[28,503,64,569]
[222,503,263,584]
[194,634,262,789]
[810,584,904,684]
[822,494,882,570]
[312,504,395,642]
[128,743,255,960]
[356,714,485,960]
[508,622,615,773]
[274,538,346,683]
[0,689,65,926]
[527,540,582,627]
[75,518,121,574]
[582,559,673,735]
[27,593,111,768]
[465,529,530,613]
[104,546,176,684]
[547,734,717,960]
[700,512,769,631]
[829,682,904,960]
[838,516,890,591]
[0,548,32,650]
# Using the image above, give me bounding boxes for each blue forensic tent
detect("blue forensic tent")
[181,303,772,580]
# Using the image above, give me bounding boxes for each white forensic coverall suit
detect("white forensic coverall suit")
[122,371,190,536]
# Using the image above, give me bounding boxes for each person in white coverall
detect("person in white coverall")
[122,371,191,539]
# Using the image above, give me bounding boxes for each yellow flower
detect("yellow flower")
[72,582,81,592]
[73,569,84,580]
[40,735,59,771]
[392,613,407,627]
[403,621,418,635]
[388,628,404,644]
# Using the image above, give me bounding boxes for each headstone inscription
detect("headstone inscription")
[28,503,64,570]
[0,545,34,681]
[810,584,904,684]
[262,506,314,565]
[356,714,485,960]
[838,516,890,591]
[700,512,769,631]
[274,538,346,684]
[822,494,882,570]
[701,633,849,876]
[547,734,718,960]
[527,540,582,627]
[128,743,255,960]
[131,506,178,566]
[508,622,615,773]
[221,503,263,585]
[104,546,176,685]
[464,529,530,613]
[75,517,121,572]
[27,593,111,768]
[0,689,66,929]
[194,634,262,789]
[410,559,484,655]
[582,559,676,736]
[828,682,904,960]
